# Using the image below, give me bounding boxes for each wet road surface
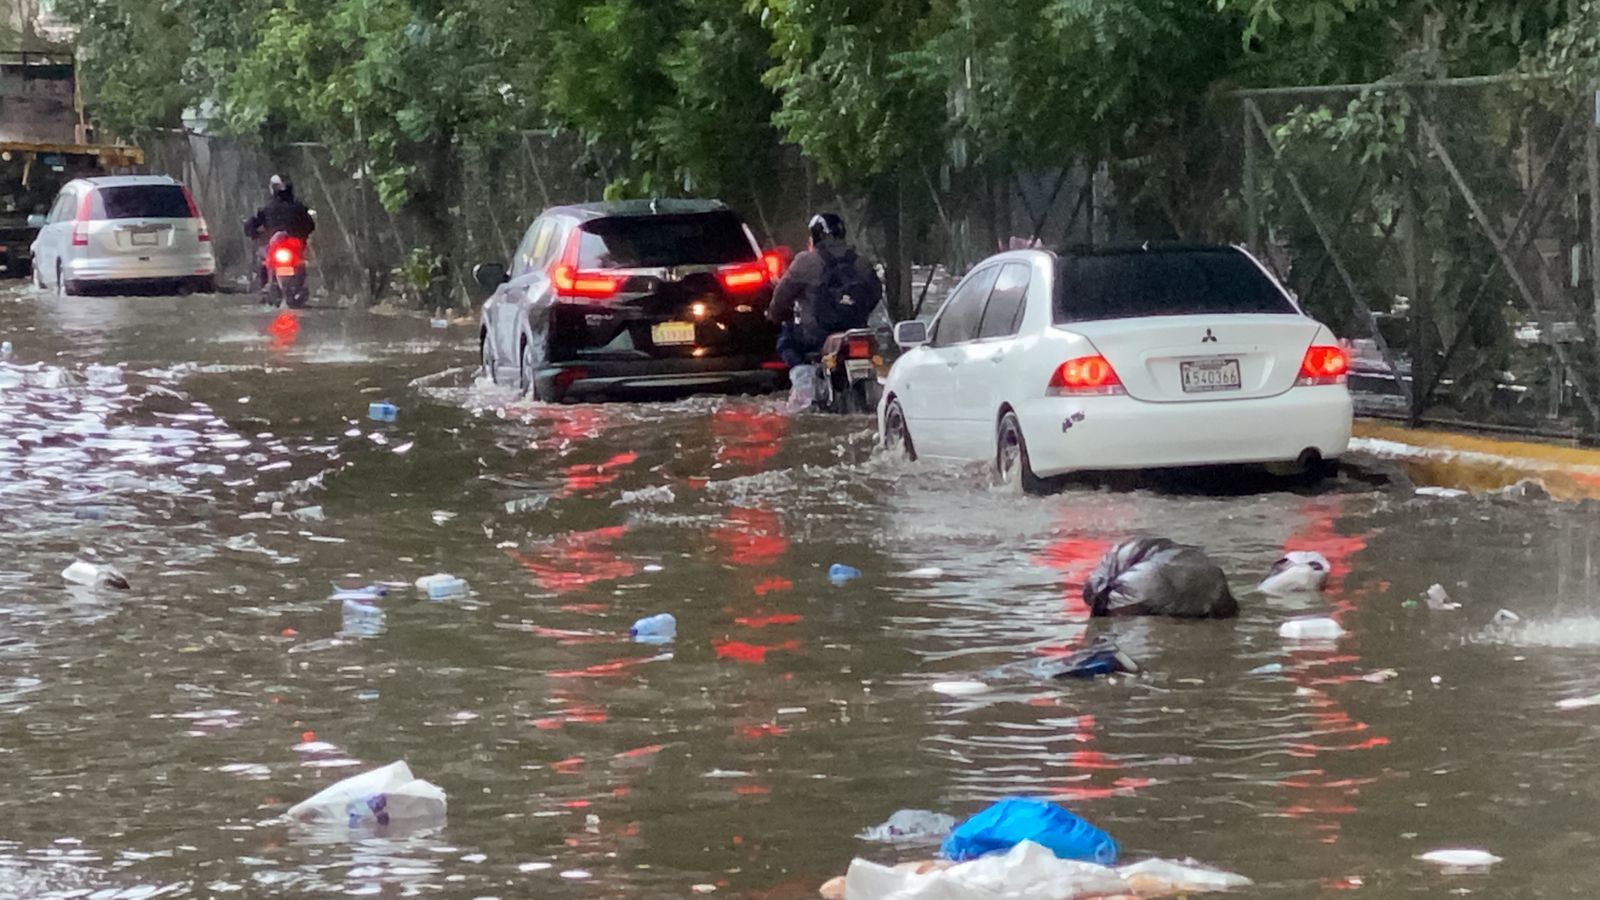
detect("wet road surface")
[1,283,1598,897]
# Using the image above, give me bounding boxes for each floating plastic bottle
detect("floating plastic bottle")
[630,613,676,644]
[341,597,387,637]
[368,401,398,422]
[1278,616,1346,640]
[415,573,467,599]
[0,340,11,360]
[829,563,861,585]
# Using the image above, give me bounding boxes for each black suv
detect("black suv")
[476,200,787,402]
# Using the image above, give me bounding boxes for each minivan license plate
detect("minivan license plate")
[1180,358,1242,393]
[652,321,695,345]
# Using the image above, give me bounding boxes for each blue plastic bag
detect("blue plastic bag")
[940,797,1117,864]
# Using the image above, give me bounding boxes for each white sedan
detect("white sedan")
[878,244,1353,491]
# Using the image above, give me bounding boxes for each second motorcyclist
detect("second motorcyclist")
[244,175,316,286]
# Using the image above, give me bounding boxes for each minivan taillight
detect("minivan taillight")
[71,191,92,246]
[1298,346,1349,386]
[1047,355,1124,396]
[181,187,208,241]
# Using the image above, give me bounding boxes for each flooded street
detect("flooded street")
[3,283,1600,898]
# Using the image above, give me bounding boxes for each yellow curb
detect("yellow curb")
[1351,420,1600,500]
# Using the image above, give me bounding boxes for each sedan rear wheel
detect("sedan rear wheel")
[883,398,917,461]
[996,411,1049,494]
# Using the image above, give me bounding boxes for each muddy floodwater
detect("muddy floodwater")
[4,285,1600,898]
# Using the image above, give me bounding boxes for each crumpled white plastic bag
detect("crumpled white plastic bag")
[784,364,817,415]
[1117,857,1254,893]
[286,761,447,833]
[844,840,1131,899]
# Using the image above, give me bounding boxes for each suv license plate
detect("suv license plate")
[1180,358,1242,393]
[652,321,695,345]
[131,231,158,246]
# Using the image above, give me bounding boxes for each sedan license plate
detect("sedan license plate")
[1180,358,1242,393]
[652,321,696,346]
[131,231,158,247]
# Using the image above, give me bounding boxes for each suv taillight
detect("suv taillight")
[549,229,625,300]
[717,261,769,293]
[182,187,209,241]
[1298,346,1349,386]
[1047,355,1124,396]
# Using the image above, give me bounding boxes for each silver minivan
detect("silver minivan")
[29,175,216,295]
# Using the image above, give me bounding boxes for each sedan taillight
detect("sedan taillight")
[1298,345,1349,386]
[1047,355,1124,396]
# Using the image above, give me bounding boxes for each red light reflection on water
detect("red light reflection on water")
[508,525,637,592]
[266,312,299,350]
[712,506,788,567]
[1274,497,1390,846]
[712,405,789,469]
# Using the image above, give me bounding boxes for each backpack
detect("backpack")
[811,248,877,334]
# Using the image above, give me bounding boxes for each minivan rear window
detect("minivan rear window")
[1054,249,1296,322]
[91,185,192,221]
[577,213,756,269]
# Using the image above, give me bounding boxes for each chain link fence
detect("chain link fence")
[1236,76,1600,438]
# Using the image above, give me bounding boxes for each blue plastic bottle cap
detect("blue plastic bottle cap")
[828,564,862,584]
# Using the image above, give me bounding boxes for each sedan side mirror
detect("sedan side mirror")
[894,320,928,349]
[473,262,509,290]
[26,214,45,228]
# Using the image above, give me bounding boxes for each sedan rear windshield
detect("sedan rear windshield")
[577,213,756,269]
[1054,249,1296,322]
[91,185,192,221]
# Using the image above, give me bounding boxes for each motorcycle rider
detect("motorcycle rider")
[766,212,883,369]
[244,175,315,285]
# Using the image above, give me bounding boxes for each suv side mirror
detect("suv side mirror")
[473,262,509,290]
[26,214,45,228]
[894,320,928,349]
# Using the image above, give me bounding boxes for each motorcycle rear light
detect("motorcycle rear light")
[1047,355,1124,396]
[845,336,874,359]
[550,263,624,300]
[272,246,297,266]
[1298,345,1349,386]
[718,261,769,293]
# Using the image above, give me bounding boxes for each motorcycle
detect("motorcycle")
[806,327,888,414]
[261,231,310,309]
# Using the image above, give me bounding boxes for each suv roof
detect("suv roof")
[547,199,730,221]
[70,175,181,189]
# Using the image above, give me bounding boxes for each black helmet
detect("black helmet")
[808,212,846,245]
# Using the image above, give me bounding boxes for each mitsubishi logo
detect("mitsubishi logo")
[1201,328,1218,343]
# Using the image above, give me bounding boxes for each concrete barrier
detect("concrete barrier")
[1351,421,1600,500]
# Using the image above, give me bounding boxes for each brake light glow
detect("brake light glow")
[1047,355,1123,395]
[549,229,625,300]
[272,246,297,266]
[718,261,769,293]
[845,335,874,359]
[551,263,625,299]
[762,251,786,280]
[1298,345,1349,386]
